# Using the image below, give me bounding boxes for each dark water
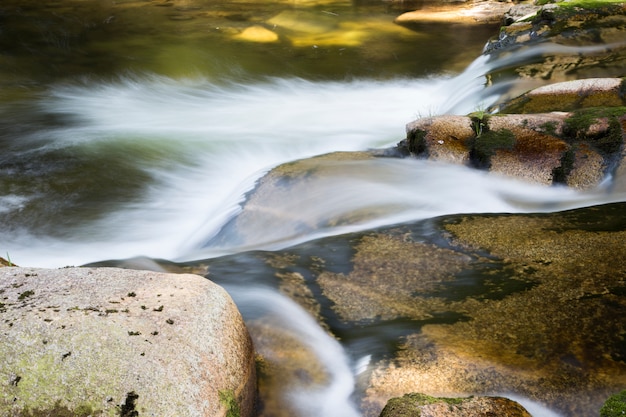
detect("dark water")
[0,0,496,85]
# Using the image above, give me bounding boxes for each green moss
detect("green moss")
[552,147,576,184]
[18,290,34,300]
[219,389,240,417]
[530,1,626,40]
[540,121,559,136]
[619,78,626,102]
[597,116,624,155]
[469,128,516,170]
[600,390,626,417]
[13,401,99,417]
[469,111,490,137]
[563,107,625,155]
[380,393,466,417]
[407,129,427,155]
[539,0,626,8]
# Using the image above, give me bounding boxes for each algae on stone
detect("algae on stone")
[600,390,626,417]
[362,203,626,417]
[317,232,471,322]
[379,393,532,417]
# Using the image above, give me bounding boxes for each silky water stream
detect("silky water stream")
[1,2,625,416]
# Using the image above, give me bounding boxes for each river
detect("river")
[1,1,625,416]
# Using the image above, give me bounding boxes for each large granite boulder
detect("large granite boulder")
[0,267,256,417]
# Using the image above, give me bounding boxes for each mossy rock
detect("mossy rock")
[379,393,531,417]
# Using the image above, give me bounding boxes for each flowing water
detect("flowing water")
[1,1,625,416]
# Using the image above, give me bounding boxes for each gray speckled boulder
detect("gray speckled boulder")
[0,267,256,417]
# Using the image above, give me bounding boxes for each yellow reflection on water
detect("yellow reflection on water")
[0,0,495,89]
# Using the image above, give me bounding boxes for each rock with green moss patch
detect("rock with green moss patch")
[0,267,256,417]
[400,85,625,189]
[379,393,532,417]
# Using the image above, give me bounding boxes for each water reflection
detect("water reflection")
[0,0,495,87]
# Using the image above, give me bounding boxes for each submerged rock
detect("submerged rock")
[0,267,256,417]
[234,25,279,43]
[202,150,393,250]
[362,203,626,417]
[249,320,330,417]
[379,393,532,417]
[317,233,472,322]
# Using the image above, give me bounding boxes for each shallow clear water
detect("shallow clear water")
[1,2,625,416]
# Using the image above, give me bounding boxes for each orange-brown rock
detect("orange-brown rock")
[401,84,625,189]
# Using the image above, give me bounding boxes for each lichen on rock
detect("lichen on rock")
[0,267,256,417]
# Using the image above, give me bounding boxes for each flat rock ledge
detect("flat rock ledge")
[0,267,256,417]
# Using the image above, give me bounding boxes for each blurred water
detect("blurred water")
[1,3,624,415]
[3,52,624,267]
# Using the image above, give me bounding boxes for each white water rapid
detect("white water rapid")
[4,52,625,268]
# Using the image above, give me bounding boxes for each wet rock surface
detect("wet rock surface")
[0,267,256,417]
[361,203,626,416]
[249,320,331,417]
[203,150,398,250]
[486,2,626,86]
[144,201,626,417]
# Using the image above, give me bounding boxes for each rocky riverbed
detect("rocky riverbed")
[2,0,626,416]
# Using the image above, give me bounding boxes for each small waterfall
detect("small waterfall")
[3,46,625,268]
[3,64,483,267]
[228,286,361,417]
